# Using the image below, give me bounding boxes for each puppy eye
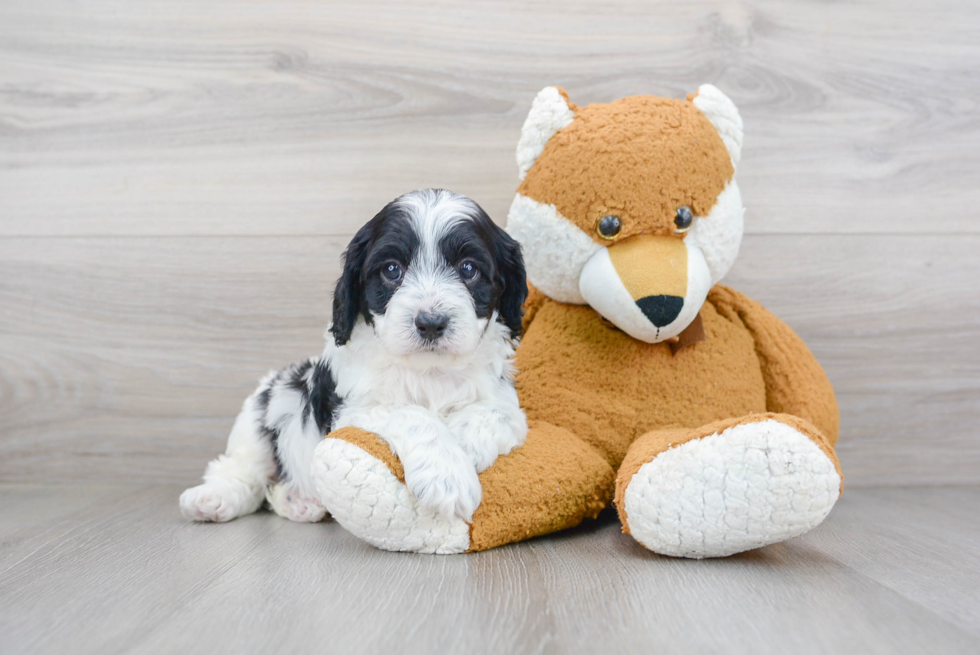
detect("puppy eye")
[596,215,621,240]
[674,206,693,233]
[458,260,479,282]
[381,261,402,283]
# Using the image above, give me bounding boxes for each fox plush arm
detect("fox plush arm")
[710,286,840,444]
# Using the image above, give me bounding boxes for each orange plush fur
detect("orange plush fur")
[325,86,842,554]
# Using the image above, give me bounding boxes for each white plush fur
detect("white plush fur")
[516,86,576,181]
[684,179,744,286]
[622,419,841,558]
[508,186,742,343]
[506,192,600,304]
[181,190,527,525]
[578,239,712,343]
[692,83,744,167]
[312,437,470,554]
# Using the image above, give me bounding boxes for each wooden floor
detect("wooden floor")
[0,485,977,654]
[3,0,980,652]
[2,0,980,489]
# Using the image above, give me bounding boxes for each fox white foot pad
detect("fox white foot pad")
[623,419,841,559]
[311,438,470,554]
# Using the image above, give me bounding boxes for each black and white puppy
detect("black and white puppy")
[180,189,529,524]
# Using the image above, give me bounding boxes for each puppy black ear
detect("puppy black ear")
[492,225,528,338]
[330,218,376,346]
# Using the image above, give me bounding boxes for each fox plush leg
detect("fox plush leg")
[311,421,615,554]
[615,413,842,559]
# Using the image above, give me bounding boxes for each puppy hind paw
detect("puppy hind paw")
[266,483,328,523]
[180,481,255,522]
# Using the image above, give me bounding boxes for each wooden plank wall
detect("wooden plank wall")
[1,0,978,486]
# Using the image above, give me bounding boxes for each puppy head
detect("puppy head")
[330,189,527,363]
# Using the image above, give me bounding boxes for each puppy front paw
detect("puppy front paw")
[402,439,482,522]
[447,408,528,472]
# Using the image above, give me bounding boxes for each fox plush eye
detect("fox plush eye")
[596,215,621,240]
[458,260,479,282]
[381,261,402,283]
[674,206,693,233]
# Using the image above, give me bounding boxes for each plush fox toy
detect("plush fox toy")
[311,85,842,557]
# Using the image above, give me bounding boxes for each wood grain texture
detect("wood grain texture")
[0,234,978,486]
[1,484,978,654]
[1,0,978,236]
[1,0,979,487]
[2,3,977,652]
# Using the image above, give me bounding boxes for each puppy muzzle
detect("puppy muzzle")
[578,235,711,344]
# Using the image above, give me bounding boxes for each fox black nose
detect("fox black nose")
[636,295,684,327]
[415,311,450,341]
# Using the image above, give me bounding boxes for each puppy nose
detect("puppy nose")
[636,295,684,327]
[415,312,450,341]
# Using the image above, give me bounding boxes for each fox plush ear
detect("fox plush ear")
[691,84,744,167]
[516,86,576,180]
